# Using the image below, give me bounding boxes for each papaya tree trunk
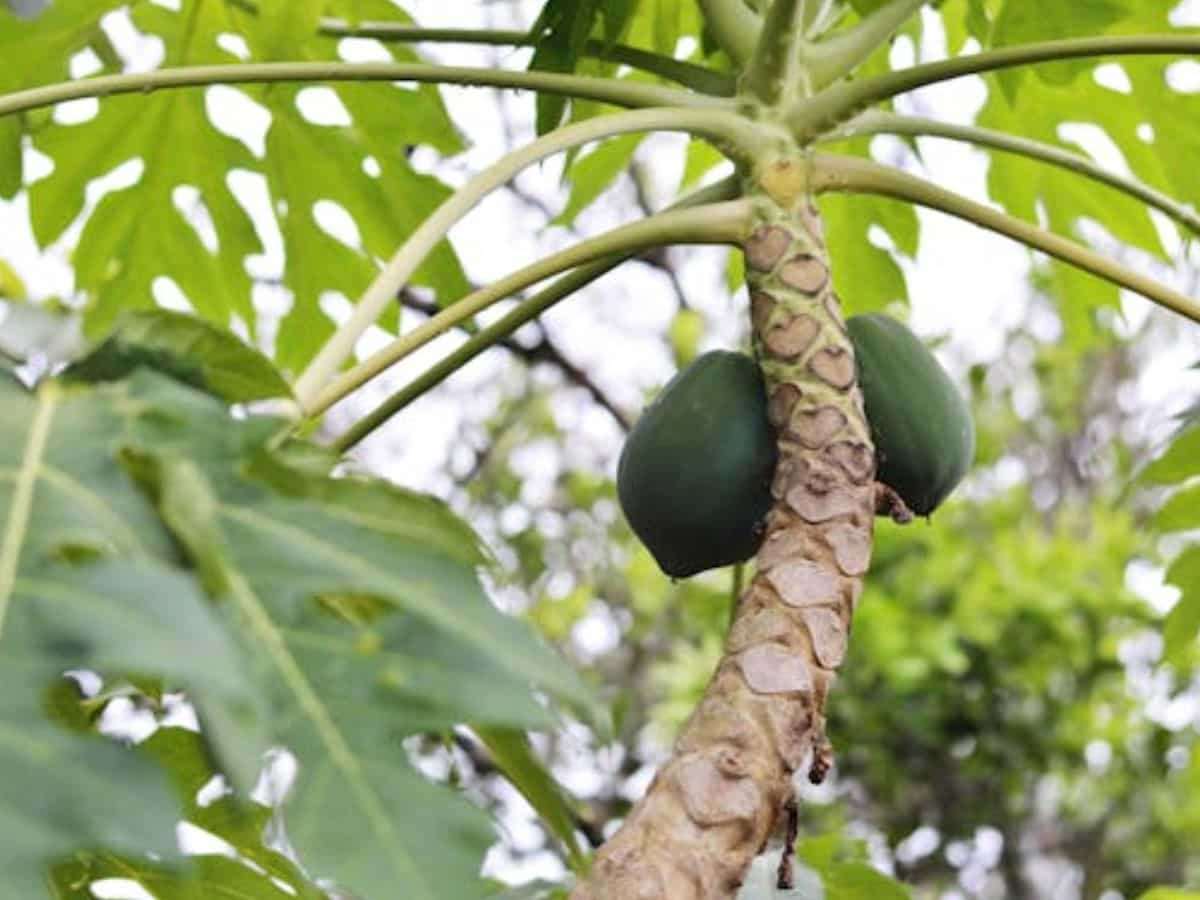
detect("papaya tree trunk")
[571,154,876,900]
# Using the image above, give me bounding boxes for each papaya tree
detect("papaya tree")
[0,1,1197,899]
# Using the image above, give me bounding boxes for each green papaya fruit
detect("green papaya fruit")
[617,351,777,578]
[847,313,974,516]
[617,317,974,578]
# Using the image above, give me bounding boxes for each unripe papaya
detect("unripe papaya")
[617,351,776,578]
[617,317,974,579]
[847,313,974,517]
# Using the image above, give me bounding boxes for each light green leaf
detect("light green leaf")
[1154,484,1200,533]
[0,257,25,300]
[264,82,467,370]
[555,134,643,226]
[0,0,128,202]
[820,193,913,314]
[991,0,1132,99]
[26,4,261,338]
[1163,547,1200,668]
[1141,420,1200,486]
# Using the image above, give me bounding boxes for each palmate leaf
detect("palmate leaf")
[0,0,128,199]
[235,0,470,371]
[17,0,468,372]
[26,1,265,334]
[100,371,598,899]
[964,2,1198,342]
[0,373,270,893]
[2,363,596,897]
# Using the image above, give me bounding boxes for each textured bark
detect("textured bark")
[572,159,876,900]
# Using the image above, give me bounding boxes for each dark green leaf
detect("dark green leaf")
[530,0,606,134]
[62,310,292,402]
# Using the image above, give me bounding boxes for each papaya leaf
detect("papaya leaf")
[1154,484,1200,534]
[530,0,607,134]
[0,257,25,300]
[0,0,128,199]
[816,136,916,315]
[474,727,586,868]
[1141,418,1200,486]
[20,0,467,372]
[27,3,262,338]
[135,726,329,900]
[0,374,269,782]
[0,670,181,899]
[554,134,644,227]
[61,309,292,403]
[98,371,599,899]
[991,0,1133,100]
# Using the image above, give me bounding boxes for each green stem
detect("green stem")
[742,0,806,103]
[334,260,621,453]
[316,21,737,97]
[807,0,926,89]
[332,177,742,452]
[788,34,1200,142]
[829,109,1200,236]
[698,0,762,67]
[811,153,1200,323]
[0,60,714,120]
[312,199,752,421]
[294,106,758,408]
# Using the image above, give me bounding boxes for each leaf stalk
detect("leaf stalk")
[811,153,1200,323]
[312,199,752,422]
[294,107,760,408]
[0,61,717,120]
